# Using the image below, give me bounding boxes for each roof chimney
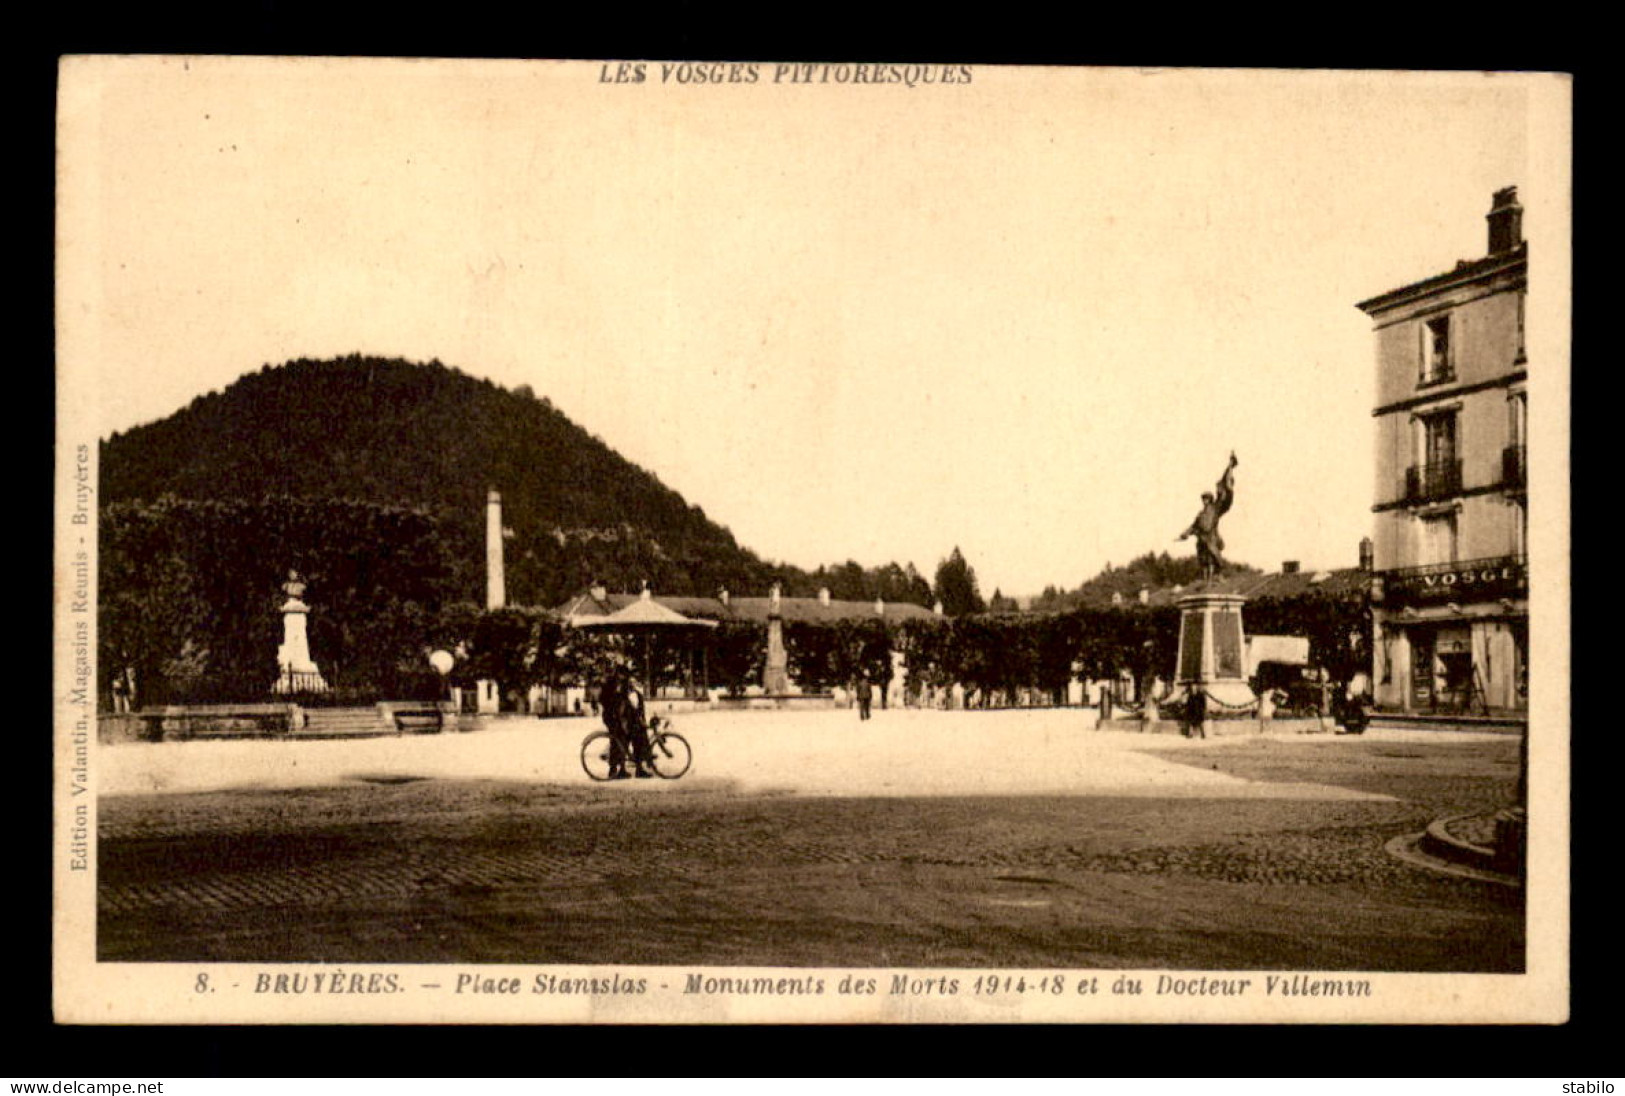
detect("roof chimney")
[590,580,607,603]
[1282,561,1301,574]
[1359,537,1374,572]
[933,600,944,616]
[1487,186,1522,255]
[718,587,730,607]
[640,580,651,601]
[818,587,830,606]
[1138,588,1150,604]
[875,597,885,616]
[770,583,782,615]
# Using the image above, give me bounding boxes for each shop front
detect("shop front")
[1373,556,1527,717]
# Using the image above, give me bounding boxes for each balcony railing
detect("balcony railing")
[1502,445,1527,488]
[1418,366,1456,388]
[1404,460,1462,503]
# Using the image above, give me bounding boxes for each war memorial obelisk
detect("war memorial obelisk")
[477,488,505,713]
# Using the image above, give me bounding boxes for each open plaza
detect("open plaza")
[97,708,1524,971]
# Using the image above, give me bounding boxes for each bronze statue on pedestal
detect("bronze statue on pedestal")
[1178,452,1239,581]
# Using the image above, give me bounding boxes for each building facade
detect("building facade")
[1358,188,1529,717]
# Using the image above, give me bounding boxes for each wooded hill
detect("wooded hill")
[100,356,934,608]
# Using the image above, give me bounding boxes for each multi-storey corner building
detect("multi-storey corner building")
[1357,187,1528,717]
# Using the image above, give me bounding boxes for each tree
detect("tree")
[933,547,986,617]
[988,588,1020,613]
[897,617,951,698]
[99,496,464,705]
[784,620,843,692]
[708,620,766,697]
[99,502,217,707]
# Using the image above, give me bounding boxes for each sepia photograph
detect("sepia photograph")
[53,59,1570,1024]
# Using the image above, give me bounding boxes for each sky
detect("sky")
[58,61,1555,598]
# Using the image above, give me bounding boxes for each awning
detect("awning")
[1245,634,1310,670]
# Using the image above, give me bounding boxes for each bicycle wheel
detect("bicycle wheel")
[648,731,692,779]
[580,731,618,782]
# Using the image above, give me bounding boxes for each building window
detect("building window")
[1407,410,1462,501]
[1424,411,1457,467]
[1421,315,1453,384]
[1419,512,1458,566]
[1503,391,1528,488]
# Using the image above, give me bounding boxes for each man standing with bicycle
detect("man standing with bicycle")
[600,669,655,780]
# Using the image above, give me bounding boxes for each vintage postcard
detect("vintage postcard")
[53,59,1571,1024]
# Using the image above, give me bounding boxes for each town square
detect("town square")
[53,61,1568,1024]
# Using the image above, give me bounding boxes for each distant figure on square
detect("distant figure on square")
[1178,451,1239,581]
[856,676,873,721]
[1336,670,1371,735]
[1183,687,1208,739]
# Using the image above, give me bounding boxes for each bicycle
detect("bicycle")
[580,715,693,781]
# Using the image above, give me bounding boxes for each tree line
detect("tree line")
[97,495,1010,708]
[99,497,1366,710]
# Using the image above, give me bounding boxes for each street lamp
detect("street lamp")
[428,648,454,703]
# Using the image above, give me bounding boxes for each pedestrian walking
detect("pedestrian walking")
[855,676,873,721]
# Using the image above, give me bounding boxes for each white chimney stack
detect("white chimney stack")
[818,587,831,606]
[485,489,506,610]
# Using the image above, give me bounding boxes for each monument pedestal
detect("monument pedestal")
[272,592,329,693]
[1175,592,1254,710]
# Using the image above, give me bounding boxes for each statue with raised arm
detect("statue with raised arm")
[1178,452,1239,581]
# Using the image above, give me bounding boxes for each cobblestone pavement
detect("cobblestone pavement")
[97,732,1524,969]
[102,801,1448,916]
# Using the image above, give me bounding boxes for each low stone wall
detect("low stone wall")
[709,694,838,712]
[99,701,459,742]
[100,704,300,743]
[98,713,151,745]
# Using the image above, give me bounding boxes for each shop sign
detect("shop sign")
[1384,557,1527,606]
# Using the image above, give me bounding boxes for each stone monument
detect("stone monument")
[477,488,505,714]
[272,570,329,693]
[763,582,789,694]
